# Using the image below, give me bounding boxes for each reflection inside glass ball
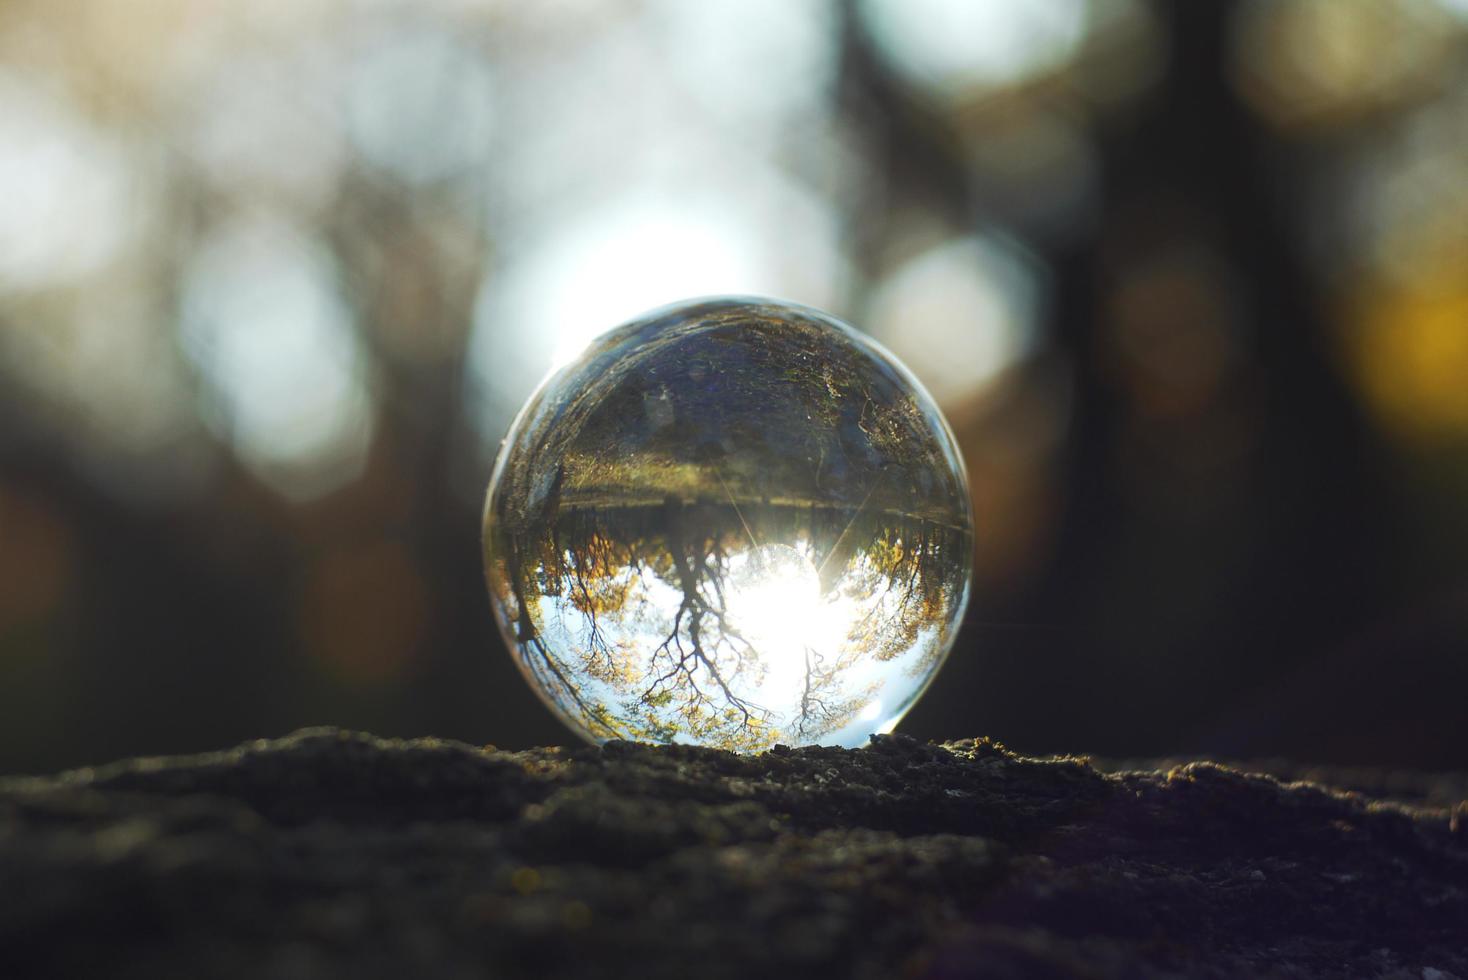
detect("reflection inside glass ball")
[483,297,973,751]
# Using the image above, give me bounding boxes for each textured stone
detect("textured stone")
[2,729,1465,978]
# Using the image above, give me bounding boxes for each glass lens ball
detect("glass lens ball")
[483,297,973,751]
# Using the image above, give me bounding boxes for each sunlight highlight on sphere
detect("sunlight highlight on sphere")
[725,544,823,696]
[483,298,973,751]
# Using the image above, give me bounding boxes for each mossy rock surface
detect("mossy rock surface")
[3,729,1466,978]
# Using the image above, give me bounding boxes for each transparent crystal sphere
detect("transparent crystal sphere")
[483,298,973,751]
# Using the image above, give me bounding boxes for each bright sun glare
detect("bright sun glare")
[725,544,823,693]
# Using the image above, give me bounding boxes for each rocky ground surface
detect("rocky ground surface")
[3,729,1466,979]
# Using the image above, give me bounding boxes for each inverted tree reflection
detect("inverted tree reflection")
[489,499,967,751]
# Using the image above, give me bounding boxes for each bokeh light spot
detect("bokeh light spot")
[1229,0,1460,130]
[181,214,374,501]
[860,0,1088,96]
[184,48,347,206]
[346,26,494,185]
[0,73,137,290]
[866,235,1045,407]
[1347,282,1468,444]
[656,0,837,126]
[468,181,844,440]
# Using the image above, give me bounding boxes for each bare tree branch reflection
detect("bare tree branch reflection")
[488,498,968,750]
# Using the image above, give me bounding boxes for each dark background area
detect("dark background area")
[1,0,1466,774]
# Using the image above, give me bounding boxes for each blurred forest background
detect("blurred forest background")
[1,0,1466,774]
